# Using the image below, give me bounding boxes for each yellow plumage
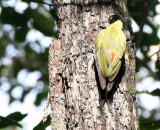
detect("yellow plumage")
[95,19,126,91]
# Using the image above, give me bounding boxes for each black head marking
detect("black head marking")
[108,14,126,29]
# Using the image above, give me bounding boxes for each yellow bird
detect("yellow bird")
[95,14,126,91]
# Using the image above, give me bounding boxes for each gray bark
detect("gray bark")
[49,0,139,129]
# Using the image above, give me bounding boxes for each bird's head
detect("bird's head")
[108,14,126,29]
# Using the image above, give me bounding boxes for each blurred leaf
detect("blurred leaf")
[139,115,160,130]
[7,86,16,104]
[12,58,25,77]
[1,7,28,27]
[34,91,47,106]
[6,112,27,121]
[0,112,27,128]
[24,8,56,36]
[0,116,22,128]
[1,7,29,42]
[128,0,158,24]
[146,20,158,33]
[9,95,16,104]
[134,32,159,49]
[149,88,160,97]
[50,7,57,19]
[128,0,142,23]
[136,57,141,72]
[20,89,31,102]
[0,37,10,57]
[15,25,28,42]
[33,115,51,130]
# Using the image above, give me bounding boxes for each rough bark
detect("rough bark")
[49,0,139,129]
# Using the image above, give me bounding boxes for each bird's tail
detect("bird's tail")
[107,81,115,91]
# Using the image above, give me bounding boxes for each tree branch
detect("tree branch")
[135,0,148,50]
[135,0,158,50]
[141,48,160,66]
[136,48,160,78]
[148,48,160,59]
[141,120,160,125]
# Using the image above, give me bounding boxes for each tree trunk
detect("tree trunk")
[49,0,139,129]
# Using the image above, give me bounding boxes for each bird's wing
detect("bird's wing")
[94,52,107,90]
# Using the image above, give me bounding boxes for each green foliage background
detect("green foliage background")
[0,0,160,129]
